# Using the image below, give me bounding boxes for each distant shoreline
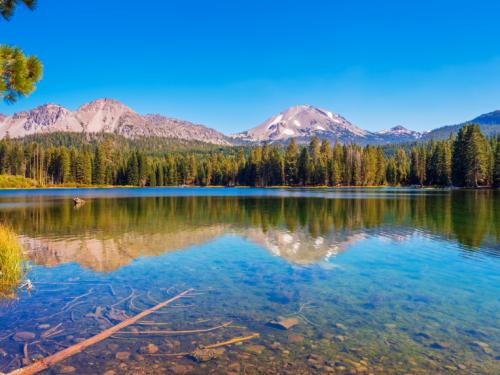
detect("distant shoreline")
[0,185,496,191]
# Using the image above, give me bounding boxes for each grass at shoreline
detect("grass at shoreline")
[0,225,24,299]
[0,175,39,189]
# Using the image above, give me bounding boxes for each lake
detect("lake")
[0,188,499,374]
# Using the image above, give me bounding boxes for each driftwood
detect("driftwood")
[115,321,232,336]
[7,288,193,375]
[146,333,260,357]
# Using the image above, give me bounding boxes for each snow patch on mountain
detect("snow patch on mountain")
[231,104,369,143]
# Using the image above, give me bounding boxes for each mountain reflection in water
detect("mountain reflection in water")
[0,190,497,272]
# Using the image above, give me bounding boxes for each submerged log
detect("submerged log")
[7,288,194,375]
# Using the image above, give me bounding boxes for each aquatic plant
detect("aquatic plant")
[0,224,25,298]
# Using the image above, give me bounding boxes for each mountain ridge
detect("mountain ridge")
[0,99,499,145]
[0,98,231,145]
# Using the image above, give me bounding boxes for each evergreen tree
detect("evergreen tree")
[395,148,409,185]
[284,139,298,185]
[493,137,500,188]
[126,152,139,186]
[60,147,71,183]
[452,127,466,186]
[464,125,490,187]
[297,147,310,186]
[453,125,490,187]
[0,0,36,20]
[93,145,106,185]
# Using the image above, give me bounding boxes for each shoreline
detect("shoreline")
[0,185,497,191]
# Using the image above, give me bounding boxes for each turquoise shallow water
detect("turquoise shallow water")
[0,188,498,374]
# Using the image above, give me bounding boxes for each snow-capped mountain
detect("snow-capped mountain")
[376,125,422,142]
[232,105,423,144]
[0,99,231,145]
[232,105,370,143]
[2,100,497,146]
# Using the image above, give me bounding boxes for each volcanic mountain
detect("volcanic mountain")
[232,105,371,143]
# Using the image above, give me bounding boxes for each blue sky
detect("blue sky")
[1,0,500,133]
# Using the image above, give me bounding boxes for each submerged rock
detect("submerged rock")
[115,351,130,361]
[335,323,347,331]
[267,316,300,330]
[287,334,305,344]
[73,197,85,206]
[13,331,36,342]
[139,343,159,354]
[57,365,76,374]
[190,347,224,362]
[244,344,266,354]
[431,342,450,350]
[169,364,194,374]
[471,341,493,354]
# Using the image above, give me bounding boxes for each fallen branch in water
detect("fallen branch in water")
[116,321,232,336]
[7,288,194,375]
[21,344,29,366]
[204,333,260,349]
[107,284,116,297]
[145,333,260,357]
[36,301,85,322]
[110,289,135,308]
[61,289,94,312]
[40,323,63,339]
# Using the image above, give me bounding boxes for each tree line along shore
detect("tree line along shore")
[0,124,498,189]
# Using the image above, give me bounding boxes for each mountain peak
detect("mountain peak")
[232,104,368,142]
[77,98,133,113]
[390,125,409,131]
[0,98,230,145]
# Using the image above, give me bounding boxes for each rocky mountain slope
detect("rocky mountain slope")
[235,105,500,144]
[232,105,370,143]
[232,105,422,144]
[0,99,231,145]
[376,125,423,143]
[1,100,498,145]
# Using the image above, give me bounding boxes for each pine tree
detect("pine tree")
[0,1,43,103]
[0,0,36,20]
[284,139,298,185]
[319,139,331,185]
[493,137,500,188]
[330,143,343,186]
[452,127,466,186]
[60,147,71,183]
[126,153,139,186]
[466,125,490,187]
[308,137,321,185]
[375,146,386,185]
[93,145,106,185]
[386,157,397,185]
[0,45,42,103]
[395,148,409,185]
[297,147,310,186]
